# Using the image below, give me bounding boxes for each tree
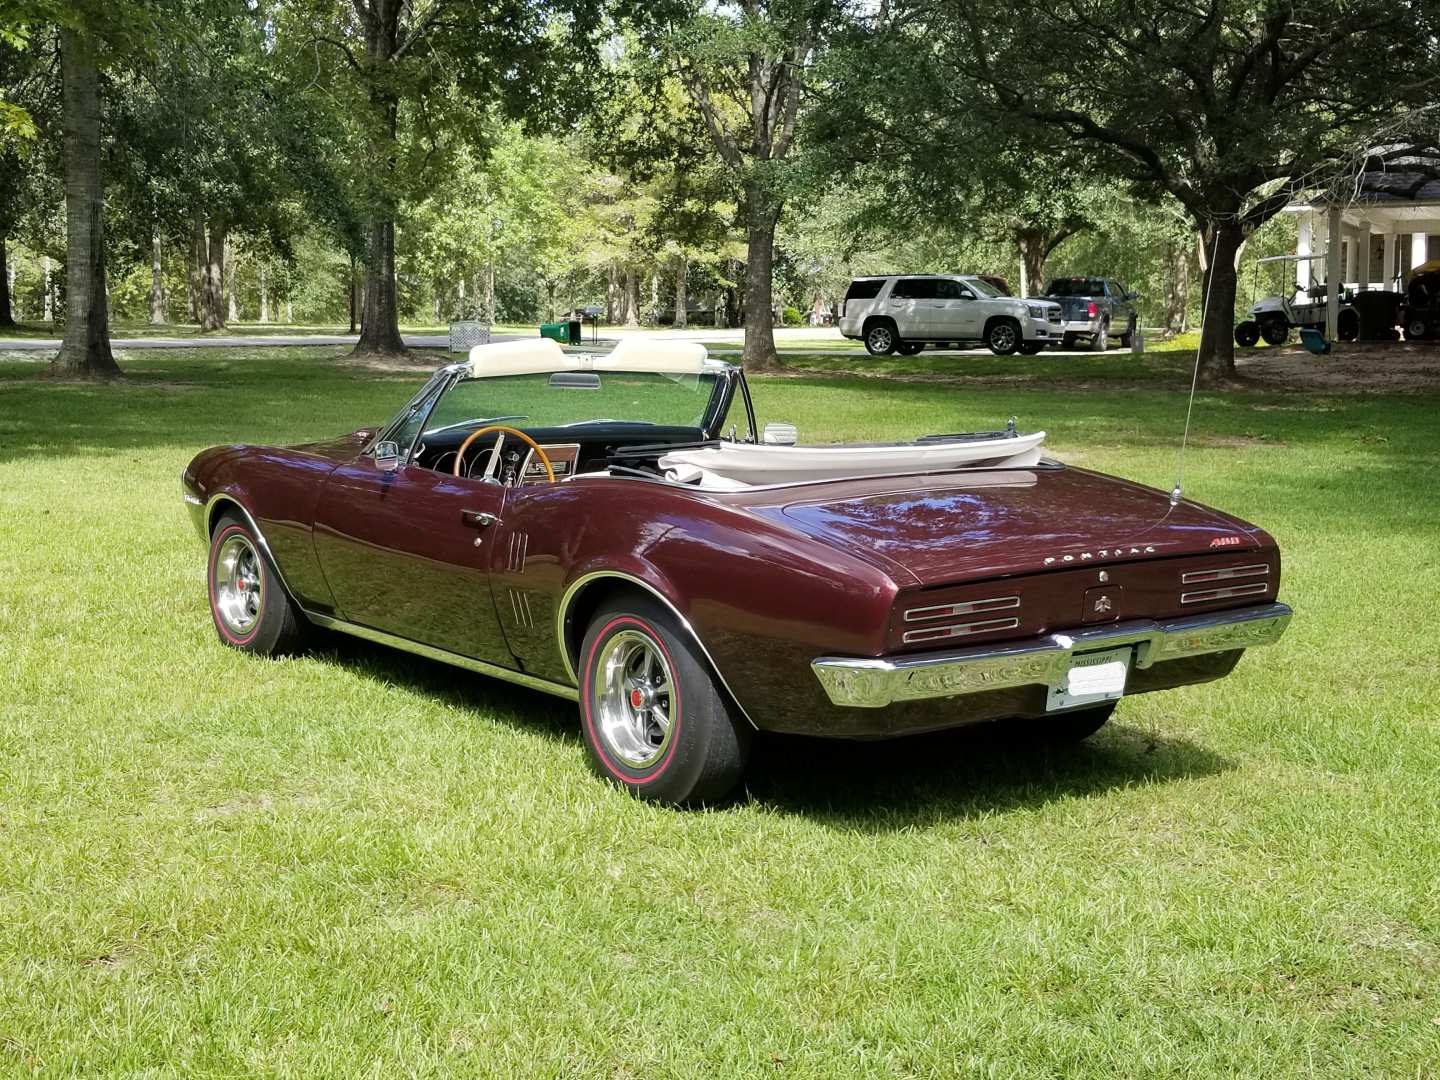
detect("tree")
[640,1,843,368]
[286,0,610,356]
[891,0,1439,380]
[0,31,54,327]
[53,25,118,375]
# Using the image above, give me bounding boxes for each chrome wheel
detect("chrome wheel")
[990,323,1017,351]
[214,532,264,637]
[593,629,674,769]
[866,325,894,353]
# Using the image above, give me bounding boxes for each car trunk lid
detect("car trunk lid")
[733,466,1265,587]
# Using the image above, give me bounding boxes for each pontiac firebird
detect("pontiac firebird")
[183,338,1292,805]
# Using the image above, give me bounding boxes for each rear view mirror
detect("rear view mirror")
[549,371,601,390]
[373,440,401,472]
[763,422,798,445]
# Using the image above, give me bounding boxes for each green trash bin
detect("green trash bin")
[539,319,584,344]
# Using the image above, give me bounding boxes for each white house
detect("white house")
[1284,148,1439,336]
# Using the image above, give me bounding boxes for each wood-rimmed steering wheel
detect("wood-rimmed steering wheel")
[454,424,555,484]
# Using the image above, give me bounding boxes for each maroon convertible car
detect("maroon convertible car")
[184,337,1291,805]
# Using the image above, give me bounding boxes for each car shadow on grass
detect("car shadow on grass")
[316,635,1232,823]
[741,720,1233,828]
[313,633,579,742]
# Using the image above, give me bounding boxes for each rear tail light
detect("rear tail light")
[900,595,1020,645]
[1087,301,1099,317]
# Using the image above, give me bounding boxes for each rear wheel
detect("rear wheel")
[1234,320,1261,347]
[207,511,309,655]
[1090,318,1109,351]
[1259,319,1289,346]
[864,321,898,355]
[579,598,750,806]
[1022,703,1115,745]
[985,318,1021,355]
[1405,315,1430,340]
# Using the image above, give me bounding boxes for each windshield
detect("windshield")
[964,277,1003,298]
[1046,278,1107,297]
[423,370,722,436]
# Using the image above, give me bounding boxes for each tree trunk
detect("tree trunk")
[1165,237,1192,334]
[484,263,495,323]
[258,262,269,322]
[200,217,227,331]
[285,297,293,322]
[53,29,119,378]
[1018,230,1048,298]
[741,181,781,370]
[42,254,52,322]
[188,208,205,323]
[673,255,688,329]
[148,232,165,324]
[624,268,640,327]
[356,218,406,353]
[0,236,14,327]
[1195,219,1244,383]
[353,9,406,357]
[226,239,239,322]
[348,255,357,333]
[606,264,619,324]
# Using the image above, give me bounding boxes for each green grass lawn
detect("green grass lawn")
[1,345,1437,1077]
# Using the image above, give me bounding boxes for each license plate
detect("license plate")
[1046,646,1131,711]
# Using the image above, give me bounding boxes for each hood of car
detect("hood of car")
[735,466,1268,587]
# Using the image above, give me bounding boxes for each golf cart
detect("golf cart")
[1234,253,1363,347]
[1399,260,1440,341]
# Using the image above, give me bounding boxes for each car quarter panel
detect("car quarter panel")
[486,477,899,729]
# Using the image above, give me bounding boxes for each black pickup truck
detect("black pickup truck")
[1041,277,1140,350]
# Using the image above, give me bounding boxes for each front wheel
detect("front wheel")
[579,599,750,806]
[1405,316,1430,340]
[207,511,309,655]
[985,318,1021,355]
[1234,320,1261,347]
[1337,309,1360,342]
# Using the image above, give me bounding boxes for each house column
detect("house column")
[1412,231,1429,272]
[1383,231,1399,290]
[1344,230,1358,285]
[1326,204,1342,339]
[1296,213,1313,291]
[1358,224,1372,290]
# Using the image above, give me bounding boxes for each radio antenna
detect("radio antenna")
[1172,227,1222,505]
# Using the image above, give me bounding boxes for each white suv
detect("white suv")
[838,274,1063,356]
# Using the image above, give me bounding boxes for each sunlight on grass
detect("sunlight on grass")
[1,345,1437,1077]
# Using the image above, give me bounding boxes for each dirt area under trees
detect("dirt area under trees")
[1235,340,1440,393]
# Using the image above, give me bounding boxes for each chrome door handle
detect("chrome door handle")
[461,509,501,528]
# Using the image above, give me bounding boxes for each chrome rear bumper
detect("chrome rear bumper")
[811,602,1292,708]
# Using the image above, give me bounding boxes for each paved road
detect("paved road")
[0,325,847,352]
[0,333,505,351]
[0,326,1106,359]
